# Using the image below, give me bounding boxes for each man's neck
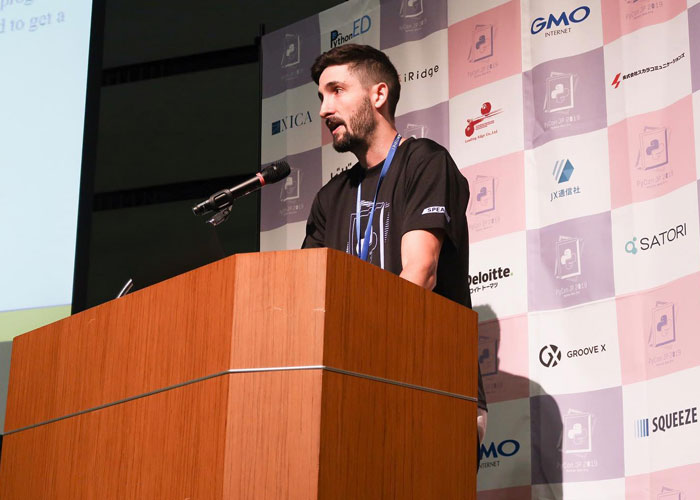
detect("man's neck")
[354,122,402,169]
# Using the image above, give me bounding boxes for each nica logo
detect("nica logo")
[625,223,687,255]
[271,111,313,136]
[531,6,591,35]
[330,15,371,48]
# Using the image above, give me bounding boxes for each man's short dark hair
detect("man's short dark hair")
[311,44,401,119]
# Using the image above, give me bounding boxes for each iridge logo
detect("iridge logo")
[625,223,687,255]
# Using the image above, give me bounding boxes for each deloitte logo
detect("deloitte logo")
[539,344,562,367]
[467,267,512,293]
[625,223,687,255]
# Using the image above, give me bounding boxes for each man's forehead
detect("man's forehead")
[319,63,361,86]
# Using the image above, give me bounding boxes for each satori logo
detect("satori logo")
[330,15,371,48]
[468,266,512,294]
[271,111,313,136]
[531,5,591,36]
[479,438,520,469]
[634,406,698,438]
[539,344,562,367]
[625,223,688,255]
[400,64,439,83]
[464,101,502,139]
[469,24,493,62]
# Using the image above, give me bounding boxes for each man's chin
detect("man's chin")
[332,135,353,153]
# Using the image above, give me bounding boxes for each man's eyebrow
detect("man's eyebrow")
[318,80,343,100]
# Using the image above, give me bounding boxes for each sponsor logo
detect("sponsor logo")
[625,223,688,255]
[550,159,582,202]
[401,64,439,83]
[330,15,372,48]
[469,24,493,63]
[281,33,300,68]
[479,438,521,469]
[544,72,576,113]
[563,409,593,454]
[403,123,427,139]
[555,236,582,280]
[478,336,498,376]
[634,406,698,438]
[531,5,591,36]
[623,0,668,23]
[611,53,685,89]
[471,175,495,215]
[271,111,313,136]
[657,486,683,500]
[329,160,354,180]
[539,344,562,367]
[421,206,450,221]
[464,101,502,141]
[279,168,304,217]
[398,0,427,33]
[647,301,682,368]
[637,125,669,171]
[539,343,607,368]
[468,266,512,294]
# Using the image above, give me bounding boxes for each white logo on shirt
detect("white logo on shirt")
[421,206,450,222]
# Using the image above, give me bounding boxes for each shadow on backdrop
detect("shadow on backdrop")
[474,305,563,500]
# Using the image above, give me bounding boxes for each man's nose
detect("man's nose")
[319,97,333,118]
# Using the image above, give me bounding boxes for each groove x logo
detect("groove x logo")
[539,344,562,367]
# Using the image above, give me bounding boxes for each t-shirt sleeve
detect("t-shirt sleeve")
[301,194,326,249]
[400,148,468,248]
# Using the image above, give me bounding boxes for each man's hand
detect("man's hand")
[399,229,444,290]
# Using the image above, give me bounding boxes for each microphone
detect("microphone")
[192,161,291,216]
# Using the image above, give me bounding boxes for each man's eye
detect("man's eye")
[334,87,343,94]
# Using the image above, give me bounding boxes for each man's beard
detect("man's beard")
[330,97,377,153]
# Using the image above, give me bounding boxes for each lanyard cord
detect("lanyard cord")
[355,133,402,262]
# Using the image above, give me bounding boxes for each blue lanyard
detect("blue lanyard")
[355,133,402,262]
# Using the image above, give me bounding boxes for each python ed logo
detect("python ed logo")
[611,72,621,89]
[539,344,562,368]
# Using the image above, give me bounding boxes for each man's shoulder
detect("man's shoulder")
[402,137,450,158]
[315,162,361,198]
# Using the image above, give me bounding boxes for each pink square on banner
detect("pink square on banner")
[626,463,700,500]
[448,0,522,99]
[477,486,531,500]
[615,272,700,385]
[601,0,687,45]
[608,96,696,210]
[460,151,526,244]
[477,314,529,404]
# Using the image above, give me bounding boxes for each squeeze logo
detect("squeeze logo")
[464,101,502,139]
[330,15,371,48]
[530,5,591,37]
[625,223,687,255]
[271,111,313,136]
[634,406,698,438]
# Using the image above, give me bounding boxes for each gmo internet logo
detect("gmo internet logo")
[625,223,687,255]
[530,6,591,36]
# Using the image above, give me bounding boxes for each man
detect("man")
[302,44,487,453]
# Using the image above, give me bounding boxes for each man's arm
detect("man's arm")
[399,228,444,290]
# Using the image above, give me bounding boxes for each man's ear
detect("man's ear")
[371,82,389,111]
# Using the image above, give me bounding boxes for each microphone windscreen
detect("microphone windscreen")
[261,161,291,184]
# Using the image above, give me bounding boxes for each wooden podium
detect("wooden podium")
[0,249,478,499]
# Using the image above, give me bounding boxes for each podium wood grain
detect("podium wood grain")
[1,249,477,499]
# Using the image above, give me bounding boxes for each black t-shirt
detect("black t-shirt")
[303,137,486,410]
